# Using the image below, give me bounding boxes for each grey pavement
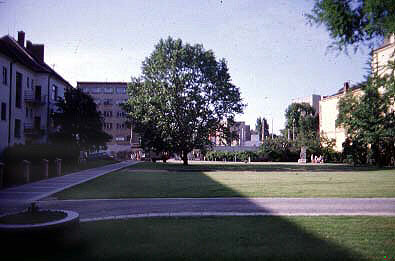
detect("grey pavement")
[0,160,138,213]
[36,198,395,222]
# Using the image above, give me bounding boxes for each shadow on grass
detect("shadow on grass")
[7,162,374,260]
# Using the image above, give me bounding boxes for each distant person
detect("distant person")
[311,154,314,163]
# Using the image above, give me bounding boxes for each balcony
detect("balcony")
[24,91,46,106]
[24,123,45,137]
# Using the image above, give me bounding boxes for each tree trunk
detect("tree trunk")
[182,151,188,166]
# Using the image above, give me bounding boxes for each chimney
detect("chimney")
[26,40,32,51]
[31,44,45,63]
[17,31,25,47]
[343,82,350,93]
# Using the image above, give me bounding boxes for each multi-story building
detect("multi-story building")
[319,82,363,151]
[77,82,139,153]
[209,120,251,146]
[291,94,321,115]
[0,31,72,157]
[320,34,395,151]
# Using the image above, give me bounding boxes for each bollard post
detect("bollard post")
[0,162,4,188]
[55,158,62,176]
[42,159,49,179]
[22,160,31,183]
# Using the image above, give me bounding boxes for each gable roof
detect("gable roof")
[0,35,73,88]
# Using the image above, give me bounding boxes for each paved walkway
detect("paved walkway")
[37,198,395,222]
[0,160,138,213]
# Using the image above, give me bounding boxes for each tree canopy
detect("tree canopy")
[307,0,395,52]
[284,103,319,144]
[51,88,112,152]
[123,37,245,165]
[336,74,395,165]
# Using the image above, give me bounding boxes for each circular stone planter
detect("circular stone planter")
[0,209,80,250]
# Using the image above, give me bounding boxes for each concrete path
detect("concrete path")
[36,198,395,222]
[0,160,138,213]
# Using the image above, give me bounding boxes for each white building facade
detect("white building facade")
[0,31,72,157]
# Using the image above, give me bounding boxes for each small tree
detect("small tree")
[123,37,245,165]
[51,88,112,152]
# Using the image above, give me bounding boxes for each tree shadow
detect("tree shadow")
[6,164,376,260]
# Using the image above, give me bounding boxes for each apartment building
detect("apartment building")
[209,120,251,146]
[319,82,363,151]
[291,94,321,115]
[77,82,139,152]
[0,31,72,157]
[319,35,395,151]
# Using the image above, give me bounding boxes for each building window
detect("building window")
[52,85,58,101]
[15,72,22,108]
[1,103,6,121]
[104,123,112,129]
[14,119,21,138]
[2,66,7,85]
[115,137,125,141]
[104,87,114,94]
[103,99,112,105]
[91,87,102,94]
[116,123,126,129]
[116,87,126,94]
[27,77,30,89]
[117,111,126,117]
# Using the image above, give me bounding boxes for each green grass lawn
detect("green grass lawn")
[5,216,394,260]
[55,162,395,199]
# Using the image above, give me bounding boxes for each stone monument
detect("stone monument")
[298,146,307,163]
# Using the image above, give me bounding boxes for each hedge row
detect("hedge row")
[205,148,341,163]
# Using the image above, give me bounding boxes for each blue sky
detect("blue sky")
[0,0,370,133]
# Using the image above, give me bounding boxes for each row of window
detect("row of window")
[94,99,127,105]
[115,136,130,142]
[103,123,127,129]
[83,87,127,94]
[99,111,126,117]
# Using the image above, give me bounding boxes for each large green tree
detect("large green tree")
[284,103,319,145]
[51,88,112,152]
[123,37,245,165]
[336,74,395,165]
[307,0,395,52]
